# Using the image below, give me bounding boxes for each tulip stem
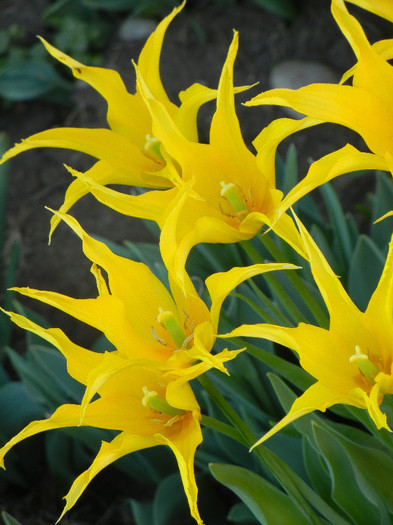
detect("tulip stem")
[200,414,247,446]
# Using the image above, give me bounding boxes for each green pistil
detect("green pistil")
[144,134,165,163]
[157,308,186,348]
[142,387,185,417]
[349,345,379,383]
[220,181,248,215]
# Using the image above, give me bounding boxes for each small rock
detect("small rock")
[118,17,157,43]
[269,59,339,117]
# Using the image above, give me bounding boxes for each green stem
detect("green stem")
[198,373,349,525]
[200,414,247,446]
[247,279,292,326]
[258,233,329,328]
[230,292,279,324]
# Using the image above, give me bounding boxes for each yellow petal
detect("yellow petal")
[206,262,300,331]
[0,309,101,384]
[137,1,185,110]
[209,32,256,177]
[293,213,360,332]
[224,322,357,391]
[1,128,157,173]
[247,84,393,157]
[155,411,203,525]
[279,145,388,215]
[69,168,177,222]
[254,116,321,186]
[251,381,355,448]
[345,0,393,24]
[268,212,307,259]
[58,431,158,521]
[176,83,218,142]
[38,37,151,144]
[0,403,84,468]
[332,0,393,108]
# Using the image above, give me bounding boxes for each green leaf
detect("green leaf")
[5,345,83,409]
[312,423,392,524]
[227,502,259,523]
[302,437,332,503]
[209,463,307,525]
[319,182,353,269]
[249,0,297,19]
[348,235,385,310]
[45,429,90,486]
[83,0,135,9]
[0,61,71,101]
[0,382,43,439]
[153,473,189,525]
[1,512,23,525]
[129,499,154,525]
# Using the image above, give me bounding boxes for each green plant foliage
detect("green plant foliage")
[209,463,308,525]
[249,0,297,19]
[1,512,23,525]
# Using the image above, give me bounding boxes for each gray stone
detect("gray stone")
[118,17,157,42]
[269,59,340,117]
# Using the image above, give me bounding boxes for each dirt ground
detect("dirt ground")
[0,0,391,523]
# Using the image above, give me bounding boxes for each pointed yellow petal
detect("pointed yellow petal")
[0,404,83,468]
[137,1,185,109]
[69,168,177,222]
[1,128,157,172]
[155,411,203,525]
[224,322,357,391]
[59,436,155,521]
[279,145,388,215]
[48,160,172,241]
[38,37,151,144]
[293,213,360,331]
[176,83,218,142]
[206,262,299,331]
[209,32,256,176]
[254,116,321,186]
[251,382,354,448]
[345,0,393,25]
[332,0,393,108]
[1,309,101,384]
[247,84,393,157]
[350,381,391,432]
[269,212,307,259]
[58,431,158,521]
[11,287,158,360]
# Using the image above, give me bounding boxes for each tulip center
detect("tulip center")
[142,386,185,417]
[349,345,379,383]
[144,134,165,164]
[220,181,249,218]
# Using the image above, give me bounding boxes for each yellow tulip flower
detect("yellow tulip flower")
[225,214,393,448]
[0,2,218,241]
[79,21,389,287]
[246,0,392,174]
[0,211,294,522]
